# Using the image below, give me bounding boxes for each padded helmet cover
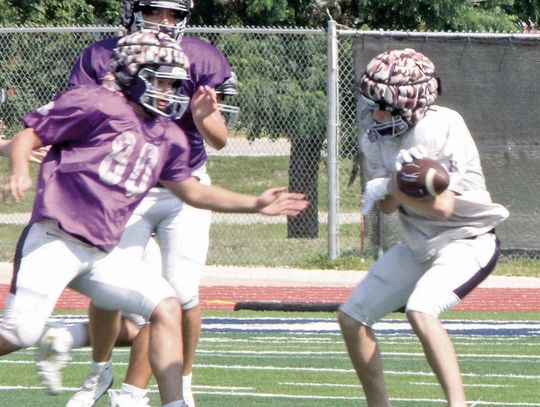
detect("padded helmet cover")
[359,48,439,126]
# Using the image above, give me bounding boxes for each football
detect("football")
[396,158,449,198]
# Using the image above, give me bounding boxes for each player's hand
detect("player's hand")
[29,145,50,164]
[191,85,219,122]
[256,187,308,216]
[361,177,390,215]
[395,145,428,171]
[3,172,32,203]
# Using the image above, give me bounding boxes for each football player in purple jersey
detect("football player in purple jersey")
[0,31,307,407]
[36,1,240,406]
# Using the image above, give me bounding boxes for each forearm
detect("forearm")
[386,179,455,218]
[194,110,228,150]
[161,178,259,213]
[10,128,43,176]
[190,184,258,212]
[3,128,43,202]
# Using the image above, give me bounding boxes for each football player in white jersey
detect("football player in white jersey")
[338,48,509,406]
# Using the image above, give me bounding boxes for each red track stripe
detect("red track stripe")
[1,285,539,312]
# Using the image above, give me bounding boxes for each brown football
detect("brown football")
[396,158,449,198]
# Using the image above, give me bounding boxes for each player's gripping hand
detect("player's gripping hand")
[395,145,428,171]
[255,187,308,216]
[361,177,390,215]
[29,146,50,164]
[3,172,32,203]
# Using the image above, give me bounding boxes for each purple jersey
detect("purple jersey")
[23,86,191,251]
[69,36,232,169]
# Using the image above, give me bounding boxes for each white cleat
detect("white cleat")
[108,390,151,407]
[66,360,113,406]
[36,326,73,394]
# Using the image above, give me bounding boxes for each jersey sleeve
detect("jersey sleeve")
[204,46,232,89]
[68,38,117,87]
[438,111,481,195]
[181,38,232,91]
[406,108,478,195]
[21,87,99,145]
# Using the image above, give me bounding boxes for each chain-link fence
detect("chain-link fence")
[0,25,539,266]
[0,25,364,267]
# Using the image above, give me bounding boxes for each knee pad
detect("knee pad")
[123,312,148,328]
[180,293,199,310]
[151,297,182,322]
[0,319,43,348]
[168,274,200,310]
[0,294,49,348]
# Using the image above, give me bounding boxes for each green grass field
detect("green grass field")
[1,150,540,274]
[0,310,539,406]
[0,154,360,213]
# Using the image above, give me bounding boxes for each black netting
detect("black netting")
[353,34,540,255]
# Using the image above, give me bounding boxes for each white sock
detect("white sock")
[91,358,112,373]
[120,382,148,398]
[162,401,186,407]
[182,373,192,389]
[64,324,88,349]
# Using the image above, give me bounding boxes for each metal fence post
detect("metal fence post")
[326,18,339,260]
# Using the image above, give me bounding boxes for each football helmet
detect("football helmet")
[216,72,240,129]
[121,0,193,40]
[358,48,439,141]
[111,30,190,118]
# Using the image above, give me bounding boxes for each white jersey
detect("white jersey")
[361,105,509,261]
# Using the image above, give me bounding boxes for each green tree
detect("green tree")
[192,0,525,32]
[512,0,540,28]
[0,0,118,26]
[200,31,327,237]
[0,1,531,32]
[329,0,520,32]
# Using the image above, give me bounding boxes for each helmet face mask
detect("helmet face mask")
[216,102,240,130]
[122,0,193,40]
[357,95,408,142]
[138,66,190,118]
[112,31,190,119]
[216,72,240,130]
[366,115,409,142]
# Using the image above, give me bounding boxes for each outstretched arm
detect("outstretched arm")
[160,177,308,216]
[3,128,44,202]
[191,85,228,150]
